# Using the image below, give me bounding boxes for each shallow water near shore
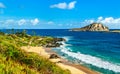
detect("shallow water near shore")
[2,29,120,74]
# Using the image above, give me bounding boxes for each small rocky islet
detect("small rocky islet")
[70,23,109,32]
[70,23,120,33]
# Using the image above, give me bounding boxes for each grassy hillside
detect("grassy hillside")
[0,30,70,74]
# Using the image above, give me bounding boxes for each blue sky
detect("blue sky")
[0,0,120,29]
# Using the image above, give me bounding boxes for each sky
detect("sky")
[0,0,120,29]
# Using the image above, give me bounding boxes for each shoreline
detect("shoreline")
[45,47,99,74]
[21,46,99,74]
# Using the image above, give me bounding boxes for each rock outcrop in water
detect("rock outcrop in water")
[70,23,109,32]
[45,38,65,47]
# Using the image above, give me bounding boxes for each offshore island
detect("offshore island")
[70,23,109,32]
[70,22,120,33]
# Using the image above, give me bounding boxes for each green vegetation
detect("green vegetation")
[0,30,70,74]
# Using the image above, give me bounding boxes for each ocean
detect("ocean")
[2,29,120,74]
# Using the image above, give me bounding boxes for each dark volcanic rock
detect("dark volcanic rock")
[53,38,66,42]
[45,38,65,47]
[49,54,60,59]
[46,43,62,47]
[70,23,109,32]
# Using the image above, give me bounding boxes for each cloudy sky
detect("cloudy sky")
[0,0,120,29]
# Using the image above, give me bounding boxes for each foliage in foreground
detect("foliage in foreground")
[0,31,70,74]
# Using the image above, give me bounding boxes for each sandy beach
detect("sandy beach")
[21,46,99,74]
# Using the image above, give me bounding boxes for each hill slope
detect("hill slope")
[70,23,109,31]
[0,31,70,74]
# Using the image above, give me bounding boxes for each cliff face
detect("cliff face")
[71,23,109,32]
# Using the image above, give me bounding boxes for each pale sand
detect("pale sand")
[21,46,50,58]
[49,58,61,62]
[57,63,86,74]
[21,46,98,74]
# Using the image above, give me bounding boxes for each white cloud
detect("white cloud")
[50,1,77,10]
[101,17,114,24]
[0,18,40,26]
[30,18,39,25]
[18,19,26,25]
[83,19,94,24]
[97,16,103,22]
[0,2,5,8]
[97,17,120,25]
[98,16,103,20]
[5,19,15,25]
[82,17,120,29]
[50,2,67,9]
[47,21,54,25]
[68,1,77,9]
[0,18,57,29]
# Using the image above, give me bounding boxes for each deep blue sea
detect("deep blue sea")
[2,29,120,74]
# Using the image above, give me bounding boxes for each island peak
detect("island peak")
[70,23,109,32]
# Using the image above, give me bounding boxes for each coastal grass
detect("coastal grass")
[0,31,70,74]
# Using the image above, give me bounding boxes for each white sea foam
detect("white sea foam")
[57,36,72,47]
[60,41,72,47]
[61,48,120,73]
[62,36,70,41]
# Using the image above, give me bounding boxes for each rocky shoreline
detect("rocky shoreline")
[45,38,65,47]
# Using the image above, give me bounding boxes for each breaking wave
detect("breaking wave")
[61,47,120,73]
